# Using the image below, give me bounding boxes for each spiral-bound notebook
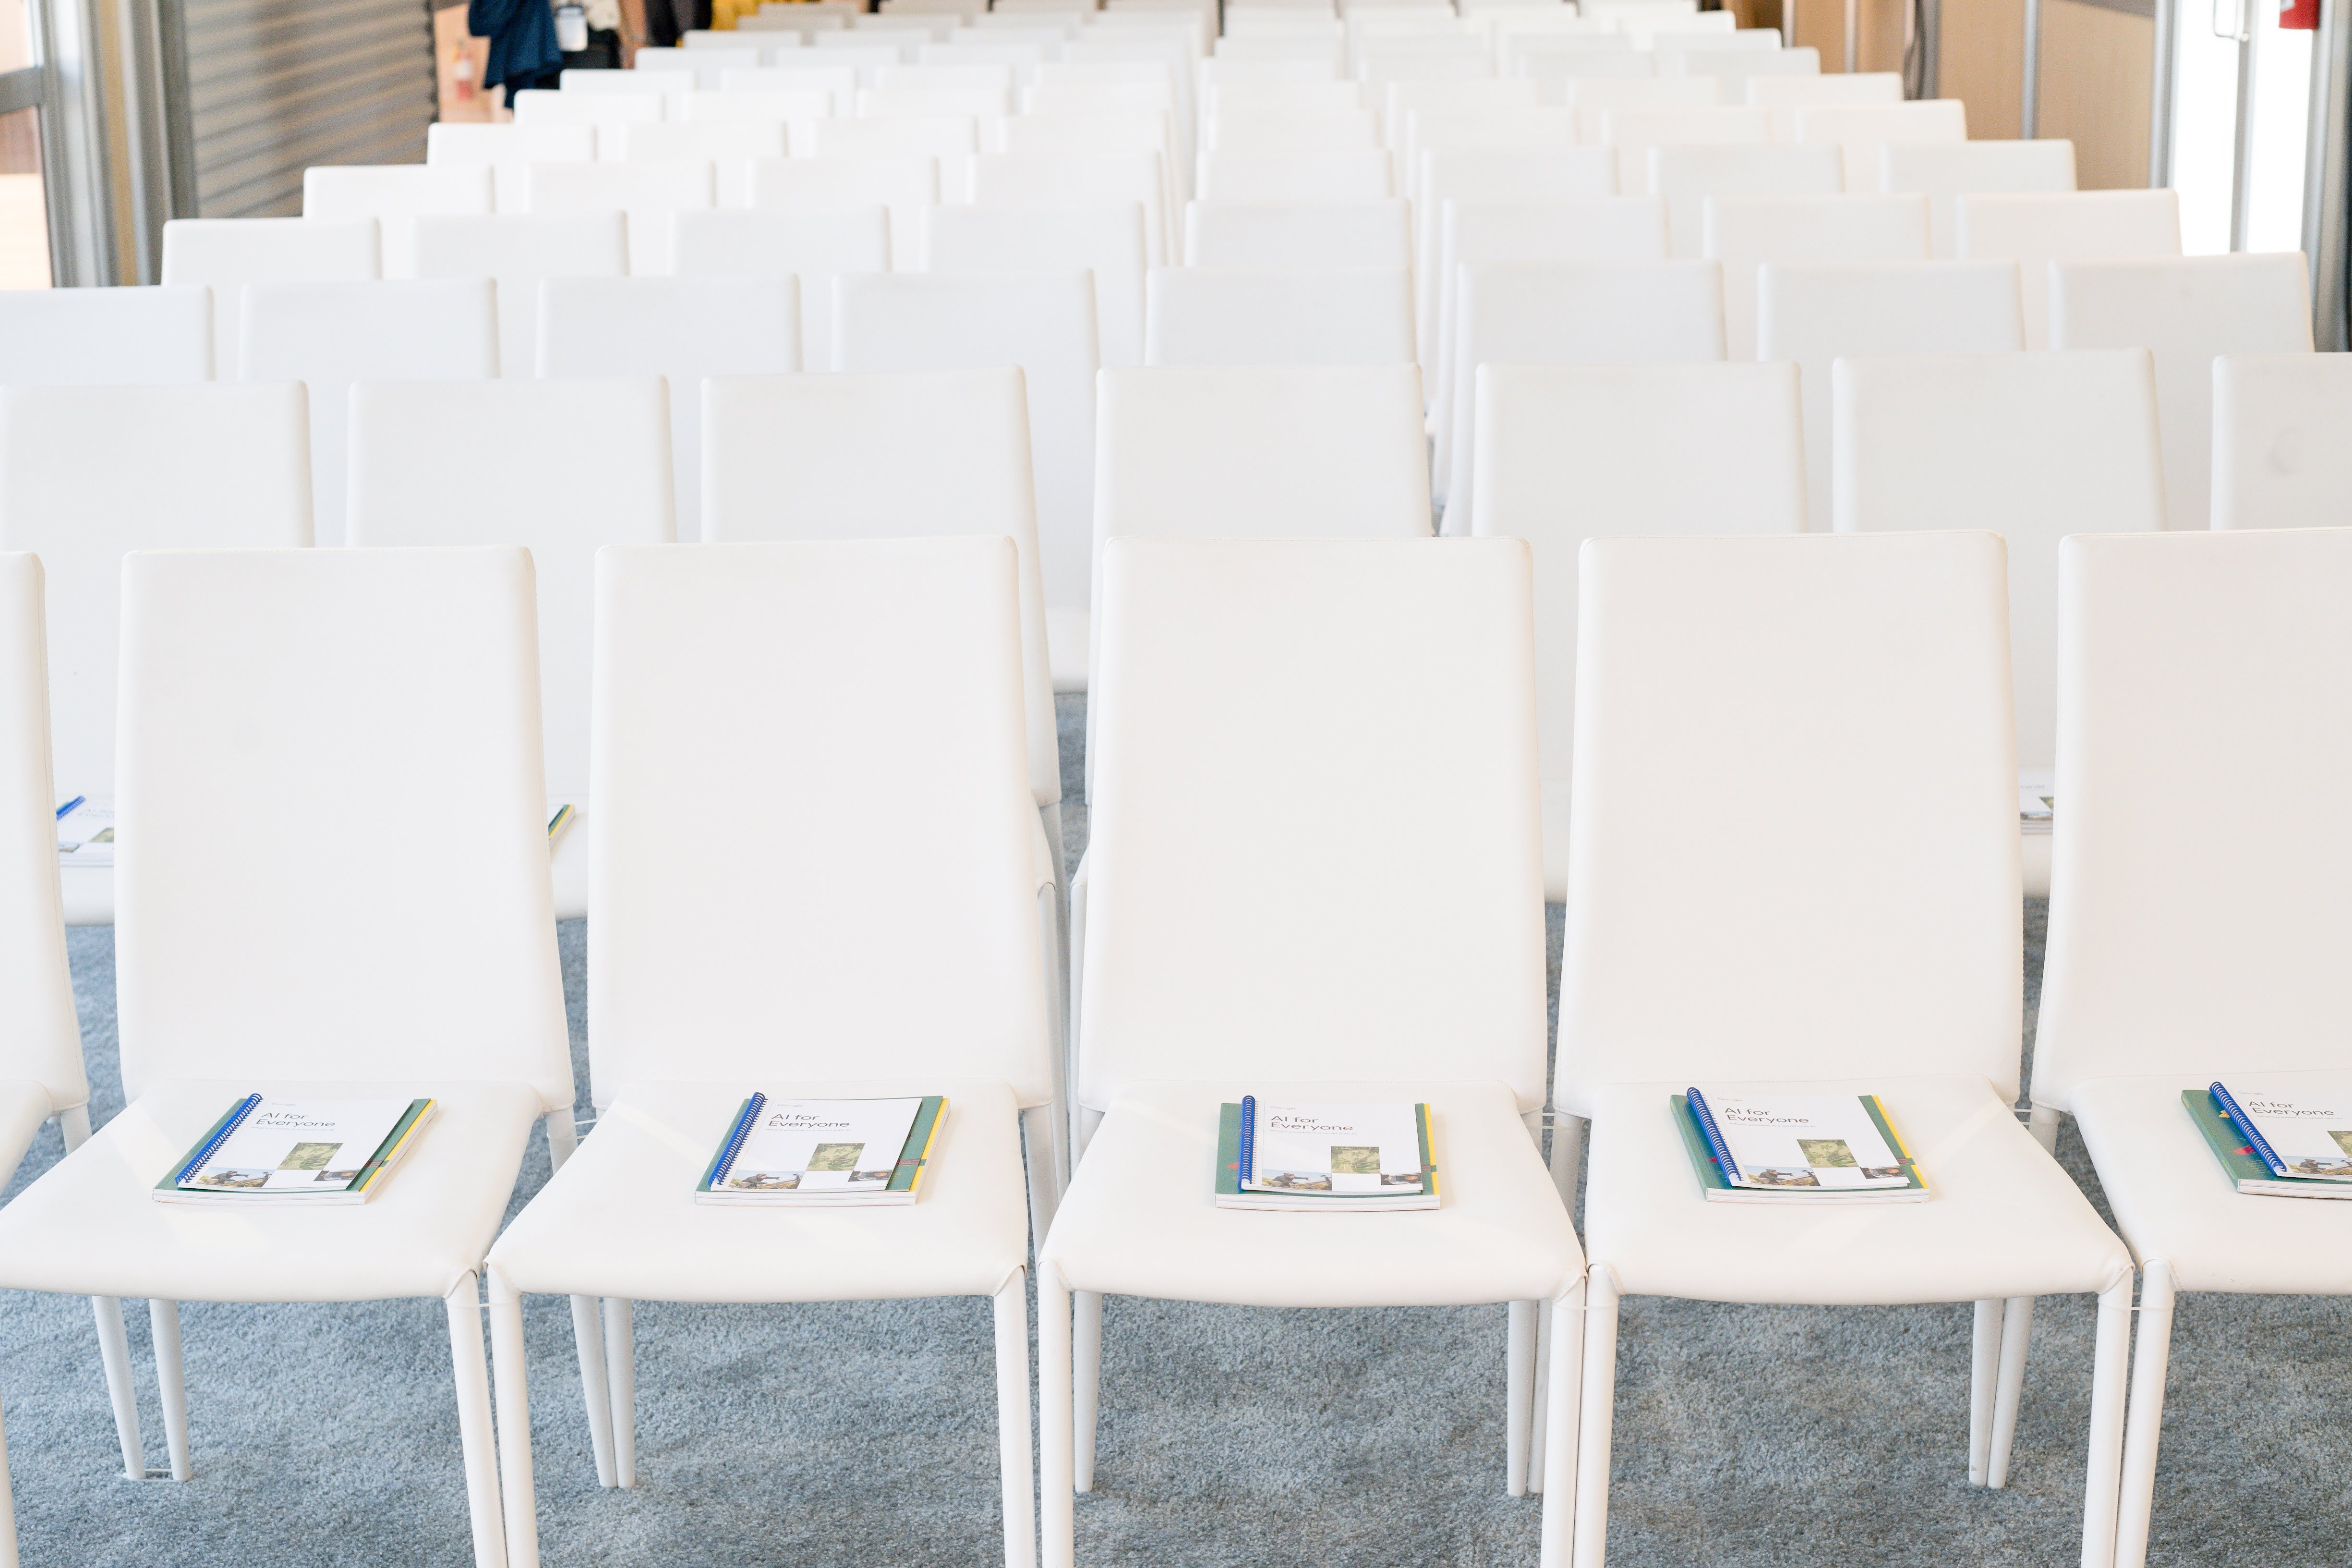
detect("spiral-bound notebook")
[695,1095,945,1206]
[1213,1098,1438,1212]
[1677,1090,1929,1204]
[153,1096,436,1206]
[2195,1083,2352,1196]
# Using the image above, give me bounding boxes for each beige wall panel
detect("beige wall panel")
[1942,0,2026,138]
[2038,0,2154,189]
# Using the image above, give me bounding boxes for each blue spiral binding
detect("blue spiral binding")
[1238,1095,1257,1186]
[176,1093,263,1185]
[707,1092,769,1188]
[2210,1082,2291,1178]
[1685,1088,1743,1185]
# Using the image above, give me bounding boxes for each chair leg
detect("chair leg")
[1022,1104,1063,1257]
[1071,1291,1103,1493]
[2027,1105,2062,1155]
[1987,1295,2036,1488]
[488,1279,540,1568]
[994,1272,1038,1568]
[147,1301,191,1480]
[0,1387,18,1568]
[1064,860,1088,1168]
[1538,1283,1585,1568]
[1528,1293,1552,1491]
[1533,1112,1583,1492]
[542,1112,618,1486]
[1038,1268,1076,1568]
[1967,1299,2001,1484]
[89,1297,144,1479]
[446,1272,508,1568]
[1507,1300,1536,1497]
[603,1298,637,1488]
[2079,1278,2133,1568]
[1570,1268,1619,1568]
[2112,1264,2173,1568]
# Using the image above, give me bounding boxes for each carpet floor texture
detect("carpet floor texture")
[0,694,2343,1566]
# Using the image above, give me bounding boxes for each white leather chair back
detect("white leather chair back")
[1469,361,1804,901]
[524,160,716,273]
[969,150,1172,265]
[415,212,629,384]
[1144,266,1412,366]
[1184,199,1410,271]
[1380,77,1539,147]
[925,202,1148,368]
[1790,98,1968,189]
[608,120,788,181]
[2035,527,2352,1109]
[302,165,495,279]
[1745,70,1901,140]
[0,286,214,384]
[1955,190,2181,349]
[241,279,498,548]
[746,155,938,269]
[1879,138,2076,258]
[1205,106,1380,151]
[347,377,677,808]
[672,208,891,351]
[114,548,571,1109]
[0,555,88,1113]
[1702,191,1930,359]
[1560,532,2022,1108]
[2213,353,2352,530]
[160,217,380,369]
[425,122,600,211]
[538,276,800,541]
[1081,536,1547,1110]
[2051,252,2313,531]
[1645,142,1841,259]
[1413,145,1618,354]
[511,88,665,126]
[1598,106,1769,191]
[1196,147,1394,201]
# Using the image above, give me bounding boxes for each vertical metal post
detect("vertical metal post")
[2151,0,2181,184]
[2228,26,2256,249]
[2022,0,2043,136]
[1918,0,1942,96]
[2305,0,2352,345]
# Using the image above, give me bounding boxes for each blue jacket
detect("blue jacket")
[470,0,563,96]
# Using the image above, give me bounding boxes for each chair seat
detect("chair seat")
[1040,1079,1581,1307]
[0,1078,546,1302]
[485,1078,1031,1304]
[2072,1072,2352,1295]
[0,1079,56,1180]
[1583,1074,2131,1304]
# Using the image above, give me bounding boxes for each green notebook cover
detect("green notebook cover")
[1674,1093,1929,1196]
[1215,1101,1436,1199]
[2184,1088,2288,1188]
[695,1094,945,1197]
[1672,1095,1734,1194]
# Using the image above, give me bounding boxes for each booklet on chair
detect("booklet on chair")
[55,796,114,866]
[154,1096,437,1206]
[695,1094,945,1206]
[2192,1084,2352,1198]
[1677,1090,1930,1204]
[1213,1098,1438,1212]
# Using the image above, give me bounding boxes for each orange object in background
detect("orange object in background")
[434,2,508,122]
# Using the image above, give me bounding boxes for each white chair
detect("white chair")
[526,160,716,273]
[347,377,676,925]
[1039,535,1584,1568]
[2212,352,2352,530]
[1956,190,2182,350]
[1597,105,1767,190]
[0,545,574,1568]
[1208,78,1364,116]
[159,217,379,370]
[1559,532,2135,1568]
[1196,147,1394,200]
[719,63,859,97]
[1182,198,1410,270]
[968,149,1172,264]
[856,84,1013,119]
[561,68,695,96]
[671,207,891,350]
[1793,99,1967,190]
[0,382,312,929]
[680,85,838,131]
[1144,266,1412,366]
[2050,253,2313,531]
[1745,69,1902,140]
[1660,43,1820,81]
[1442,259,1727,530]
[2030,525,2352,1568]
[607,121,788,205]
[878,60,1020,89]
[536,277,800,539]
[1881,138,2077,258]
[427,122,602,212]
[1759,259,2023,530]
[1412,145,1619,357]
[998,109,1183,211]
[1467,361,1804,902]
[1701,191,1930,360]
[482,535,1049,1567]
[925,202,1148,368]
[513,87,667,126]
[0,286,213,384]
[415,212,630,385]
[302,165,496,279]
[1205,106,1381,151]
[834,271,1099,688]
[637,45,762,84]
[240,279,495,550]
[808,115,979,199]
[1382,76,1542,146]
[1561,74,1717,140]
[745,154,939,268]
[1646,142,1841,259]
[1833,349,2165,897]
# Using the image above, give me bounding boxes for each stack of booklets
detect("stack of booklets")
[2019,775,2054,835]
[2190,1082,2352,1198]
[696,1094,945,1206]
[1213,1098,1438,1212]
[155,1096,437,1206]
[55,796,113,866]
[1677,1089,1930,1204]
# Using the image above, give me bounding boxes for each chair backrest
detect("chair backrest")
[240,279,498,548]
[0,383,311,808]
[746,154,939,268]
[1468,361,1804,901]
[588,537,1049,1103]
[2212,352,2352,530]
[414,212,629,384]
[1196,147,1394,201]
[701,368,1060,813]
[0,554,89,1116]
[1880,138,2076,258]
[2035,528,2352,1107]
[1183,198,1411,271]
[1565,73,1717,133]
[1757,258,2024,529]
[1080,536,1547,1109]
[925,201,1148,368]
[1955,190,2180,350]
[347,378,677,807]
[537,276,801,540]
[526,160,717,272]
[513,87,666,125]
[1207,106,1381,152]
[1559,532,2021,1108]
[1144,265,1413,366]
[1443,258,1726,528]
[1413,144,1618,350]
[114,548,571,1110]
[1833,349,2162,775]
[0,286,214,385]
[302,164,496,279]
[968,149,1171,263]
[682,86,839,129]
[833,273,1099,669]
[1702,191,1930,359]
[1791,98,1968,189]
[1744,69,1901,139]
[2050,253,2312,530]
[1598,106,1769,189]
[159,217,380,366]
[1645,142,1841,259]
[672,207,892,352]
[610,119,790,173]
[425,122,601,211]
[1381,76,1541,145]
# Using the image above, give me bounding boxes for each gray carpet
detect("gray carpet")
[0,694,2343,1565]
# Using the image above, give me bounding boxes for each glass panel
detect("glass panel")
[0,0,31,74]
[0,106,49,289]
